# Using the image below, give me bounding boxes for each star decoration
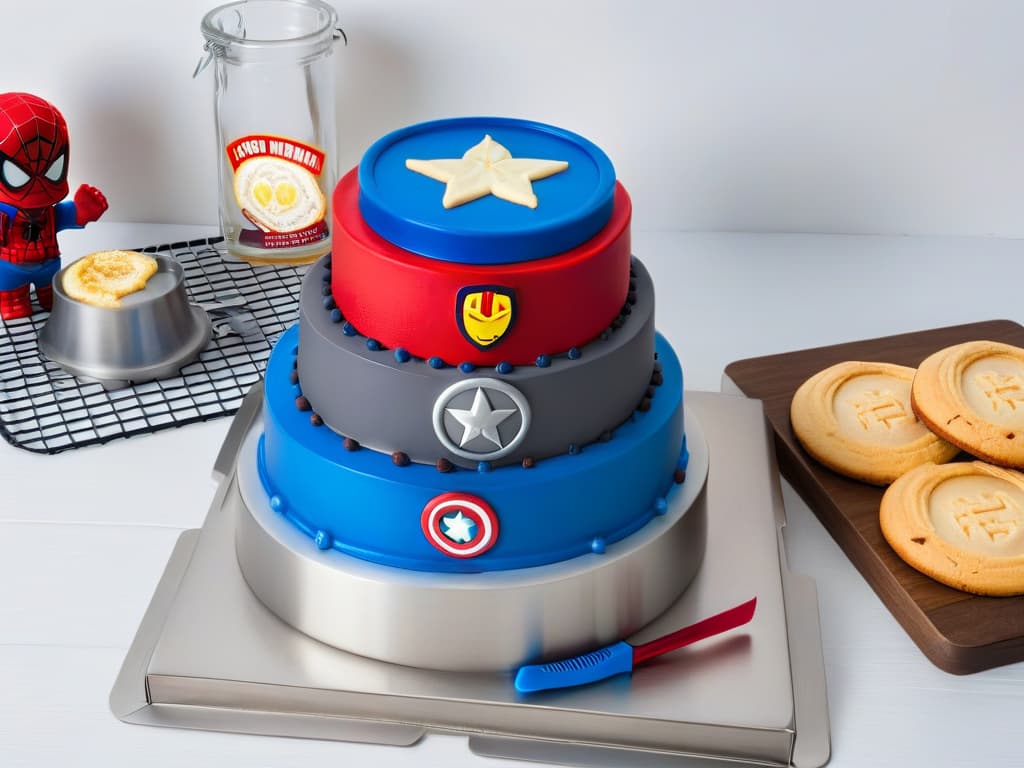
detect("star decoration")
[441,511,477,544]
[406,134,568,209]
[446,388,516,449]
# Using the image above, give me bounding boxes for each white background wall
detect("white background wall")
[4,0,1023,237]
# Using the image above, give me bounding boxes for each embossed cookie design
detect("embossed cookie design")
[880,461,1024,596]
[790,361,960,485]
[911,340,1024,469]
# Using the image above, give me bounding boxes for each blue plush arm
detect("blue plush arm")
[54,200,82,232]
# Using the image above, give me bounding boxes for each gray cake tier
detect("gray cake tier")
[297,256,657,469]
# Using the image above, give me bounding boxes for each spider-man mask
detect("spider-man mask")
[0,92,70,209]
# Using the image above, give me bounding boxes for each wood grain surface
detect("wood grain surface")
[725,319,1024,674]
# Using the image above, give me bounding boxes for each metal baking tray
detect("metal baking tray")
[111,388,830,767]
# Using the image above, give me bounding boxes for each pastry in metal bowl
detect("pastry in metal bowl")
[38,251,211,387]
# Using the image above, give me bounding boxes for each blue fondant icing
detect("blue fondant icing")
[496,361,513,374]
[358,117,617,265]
[259,324,686,573]
[459,361,475,373]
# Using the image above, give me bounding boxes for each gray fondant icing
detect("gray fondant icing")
[296,256,656,469]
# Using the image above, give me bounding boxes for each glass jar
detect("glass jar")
[199,0,341,264]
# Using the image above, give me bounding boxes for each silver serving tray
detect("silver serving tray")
[111,387,830,767]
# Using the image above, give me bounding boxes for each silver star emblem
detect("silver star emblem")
[446,388,516,449]
[432,378,532,462]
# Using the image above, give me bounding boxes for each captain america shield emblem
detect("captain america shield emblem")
[421,492,499,558]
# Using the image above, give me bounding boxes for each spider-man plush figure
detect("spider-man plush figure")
[0,92,107,320]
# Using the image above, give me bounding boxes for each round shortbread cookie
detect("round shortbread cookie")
[62,250,158,308]
[234,156,326,233]
[790,361,960,485]
[911,340,1024,469]
[880,461,1024,596]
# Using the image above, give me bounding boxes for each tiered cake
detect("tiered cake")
[235,117,707,670]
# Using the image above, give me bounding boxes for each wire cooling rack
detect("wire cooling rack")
[0,237,306,454]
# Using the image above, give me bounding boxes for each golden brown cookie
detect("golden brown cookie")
[63,250,159,308]
[911,340,1024,469]
[790,361,960,485]
[880,461,1024,596]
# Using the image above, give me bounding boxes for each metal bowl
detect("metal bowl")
[38,255,211,386]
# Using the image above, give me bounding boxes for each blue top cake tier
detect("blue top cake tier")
[357,117,617,265]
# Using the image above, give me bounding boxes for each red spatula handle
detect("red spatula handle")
[631,597,757,666]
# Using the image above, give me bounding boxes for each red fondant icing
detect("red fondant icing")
[331,169,632,365]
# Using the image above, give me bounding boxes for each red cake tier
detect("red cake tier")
[331,167,632,366]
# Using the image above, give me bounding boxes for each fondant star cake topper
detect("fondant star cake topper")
[406,135,568,209]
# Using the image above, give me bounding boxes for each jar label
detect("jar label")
[226,134,329,249]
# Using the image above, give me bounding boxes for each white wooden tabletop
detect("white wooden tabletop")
[2,222,1021,768]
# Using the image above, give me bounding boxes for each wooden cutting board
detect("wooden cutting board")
[724,319,1024,674]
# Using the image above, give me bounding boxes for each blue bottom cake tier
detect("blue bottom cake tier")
[258,324,688,573]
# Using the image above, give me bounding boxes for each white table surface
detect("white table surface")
[2,222,1022,768]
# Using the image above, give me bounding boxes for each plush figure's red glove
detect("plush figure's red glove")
[73,184,108,226]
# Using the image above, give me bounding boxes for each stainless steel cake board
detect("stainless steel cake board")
[111,388,830,768]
